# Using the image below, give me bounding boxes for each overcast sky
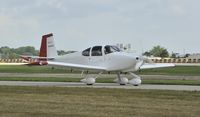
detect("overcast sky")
[0,0,200,54]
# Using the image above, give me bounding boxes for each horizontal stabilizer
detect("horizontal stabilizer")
[20,55,55,61]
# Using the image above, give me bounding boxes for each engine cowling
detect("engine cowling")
[113,77,129,85]
[81,77,96,85]
[128,78,142,86]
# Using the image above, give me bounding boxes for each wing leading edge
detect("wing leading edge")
[140,63,175,69]
[47,61,106,71]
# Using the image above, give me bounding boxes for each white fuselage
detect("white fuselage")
[52,51,140,72]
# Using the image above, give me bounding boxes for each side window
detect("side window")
[92,46,102,56]
[104,46,112,54]
[82,48,91,56]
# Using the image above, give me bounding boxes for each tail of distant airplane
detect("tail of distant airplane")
[39,33,58,58]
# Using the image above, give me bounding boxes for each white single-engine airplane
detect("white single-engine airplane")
[21,33,174,86]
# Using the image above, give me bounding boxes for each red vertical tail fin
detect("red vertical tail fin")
[39,33,57,58]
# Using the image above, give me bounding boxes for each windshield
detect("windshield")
[104,45,121,54]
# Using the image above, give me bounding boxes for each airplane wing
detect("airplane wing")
[140,63,175,69]
[47,61,107,71]
[0,63,28,65]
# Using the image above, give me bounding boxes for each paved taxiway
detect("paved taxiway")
[0,81,199,91]
[1,73,200,80]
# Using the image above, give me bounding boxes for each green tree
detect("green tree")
[15,46,38,56]
[0,46,39,59]
[57,50,76,55]
[149,45,169,58]
[57,50,68,55]
[144,45,169,58]
[0,46,77,59]
[0,46,11,59]
[143,51,151,57]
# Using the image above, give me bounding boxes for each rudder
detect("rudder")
[39,33,58,58]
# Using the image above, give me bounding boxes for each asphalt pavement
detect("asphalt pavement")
[0,81,199,91]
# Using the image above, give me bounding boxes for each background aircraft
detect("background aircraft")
[22,33,174,86]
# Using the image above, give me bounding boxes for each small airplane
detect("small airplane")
[21,33,175,86]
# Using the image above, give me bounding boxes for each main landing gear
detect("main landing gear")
[114,72,142,86]
[80,71,141,86]
[80,72,103,85]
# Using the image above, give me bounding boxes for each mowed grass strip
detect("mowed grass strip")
[139,66,200,76]
[143,79,200,85]
[1,65,200,76]
[1,77,200,86]
[0,86,199,117]
[0,65,68,73]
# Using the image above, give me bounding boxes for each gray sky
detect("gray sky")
[0,0,200,54]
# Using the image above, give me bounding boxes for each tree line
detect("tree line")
[0,46,74,59]
[0,45,177,59]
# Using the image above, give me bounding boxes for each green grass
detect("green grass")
[0,86,199,117]
[143,79,200,85]
[0,65,68,73]
[1,65,200,85]
[0,77,83,82]
[0,77,200,86]
[1,65,200,76]
[138,66,200,75]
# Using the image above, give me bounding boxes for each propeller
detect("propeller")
[134,56,144,71]
[134,56,153,71]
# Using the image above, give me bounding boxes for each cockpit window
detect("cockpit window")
[82,47,91,56]
[92,46,102,56]
[104,45,121,54]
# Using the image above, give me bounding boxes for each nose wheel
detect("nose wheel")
[81,72,103,85]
